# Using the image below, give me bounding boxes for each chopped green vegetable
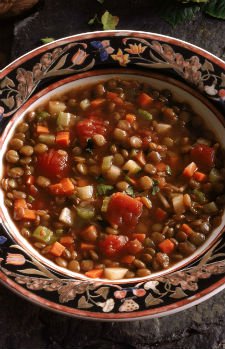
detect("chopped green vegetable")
[209,168,223,183]
[152,180,160,195]
[56,229,64,236]
[203,202,218,213]
[36,111,50,121]
[101,196,111,212]
[41,37,55,44]
[77,206,95,220]
[38,134,55,145]
[101,11,119,30]
[125,186,135,197]
[28,195,35,203]
[33,226,53,243]
[166,165,172,176]
[48,235,58,244]
[123,160,141,175]
[97,184,114,196]
[57,112,71,129]
[138,109,153,121]
[193,189,208,204]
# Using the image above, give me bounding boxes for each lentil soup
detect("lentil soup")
[1,76,225,280]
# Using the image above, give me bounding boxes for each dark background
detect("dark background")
[1,1,225,348]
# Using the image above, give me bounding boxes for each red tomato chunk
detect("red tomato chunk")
[99,235,128,257]
[191,144,215,170]
[37,149,69,179]
[76,116,108,146]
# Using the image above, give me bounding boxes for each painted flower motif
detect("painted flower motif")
[124,43,147,55]
[0,236,7,245]
[114,290,127,299]
[204,84,217,96]
[111,49,130,66]
[6,253,26,266]
[90,40,114,62]
[71,49,89,66]
[133,288,146,297]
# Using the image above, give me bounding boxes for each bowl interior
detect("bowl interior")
[0,70,225,283]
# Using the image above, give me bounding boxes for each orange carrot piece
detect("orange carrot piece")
[181,223,193,236]
[23,209,36,220]
[36,125,49,134]
[132,233,146,243]
[90,98,105,108]
[56,131,70,147]
[26,175,35,185]
[76,179,90,187]
[121,255,136,264]
[183,162,198,178]
[156,162,167,172]
[158,239,175,254]
[85,269,104,278]
[60,178,75,194]
[49,183,63,195]
[59,236,74,246]
[155,207,167,221]
[135,150,146,166]
[106,91,124,105]
[126,113,136,124]
[50,241,66,257]
[137,92,153,107]
[193,171,207,182]
[14,199,27,210]
[80,242,95,250]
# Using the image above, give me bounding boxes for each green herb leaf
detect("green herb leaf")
[97,184,114,196]
[101,11,119,30]
[138,109,153,121]
[88,13,99,25]
[166,165,172,176]
[152,180,160,196]
[28,195,35,203]
[204,0,225,19]
[158,1,200,27]
[41,37,55,44]
[125,186,135,197]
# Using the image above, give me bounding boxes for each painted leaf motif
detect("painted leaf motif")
[101,11,119,30]
[51,53,69,72]
[202,59,214,72]
[145,294,163,307]
[103,298,115,312]
[144,281,160,293]
[1,96,15,109]
[170,287,188,299]
[119,299,139,312]
[204,84,217,96]
[77,296,93,309]
[17,268,48,277]
[95,287,109,300]
[0,76,15,88]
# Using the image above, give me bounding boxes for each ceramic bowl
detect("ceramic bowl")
[0,30,225,320]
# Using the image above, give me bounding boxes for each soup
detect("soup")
[1,78,225,280]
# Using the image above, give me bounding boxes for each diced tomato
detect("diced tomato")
[76,116,107,146]
[155,208,167,221]
[106,193,143,231]
[125,239,143,255]
[137,92,153,108]
[99,235,128,257]
[37,149,69,179]
[191,144,215,170]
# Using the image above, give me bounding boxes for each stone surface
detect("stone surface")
[1,1,225,348]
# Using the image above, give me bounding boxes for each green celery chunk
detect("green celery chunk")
[97,184,114,196]
[57,111,71,129]
[193,189,208,204]
[33,226,53,243]
[101,197,111,212]
[76,206,95,220]
[138,108,153,120]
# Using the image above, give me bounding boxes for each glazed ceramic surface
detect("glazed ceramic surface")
[0,31,225,320]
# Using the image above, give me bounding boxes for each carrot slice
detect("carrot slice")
[155,207,167,221]
[183,162,198,178]
[14,199,27,210]
[158,239,175,254]
[181,223,193,236]
[23,209,36,220]
[85,269,104,278]
[137,92,153,107]
[121,255,135,264]
[56,131,70,147]
[132,233,146,242]
[126,113,136,124]
[36,125,50,134]
[60,178,75,194]
[90,98,105,108]
[193,171,207,182]
[80,243,95,250]
[49,241,66,257]
[59,236,74,246]
[106,91,124,105]
[49,183,63,195]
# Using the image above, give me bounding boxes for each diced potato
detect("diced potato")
[59,207,75,226]
[172,194,185,214]
[123,160,141,175]
[77,186,94,200]
[104,267,128,280]
[105,165,121,181]
[48,101,66,114]
[155,123,172,134]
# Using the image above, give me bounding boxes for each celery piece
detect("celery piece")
[209,168,223,183]
[193,189,208,204]
[33,226,53,243]
[203,202,218,213]
[138,108,153,121]
[57,112,71,129]
[97,184,114,196]
[101,196,111,212]
[77,206,95,220]
[123,160,141,175]
[38,134,55,145]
